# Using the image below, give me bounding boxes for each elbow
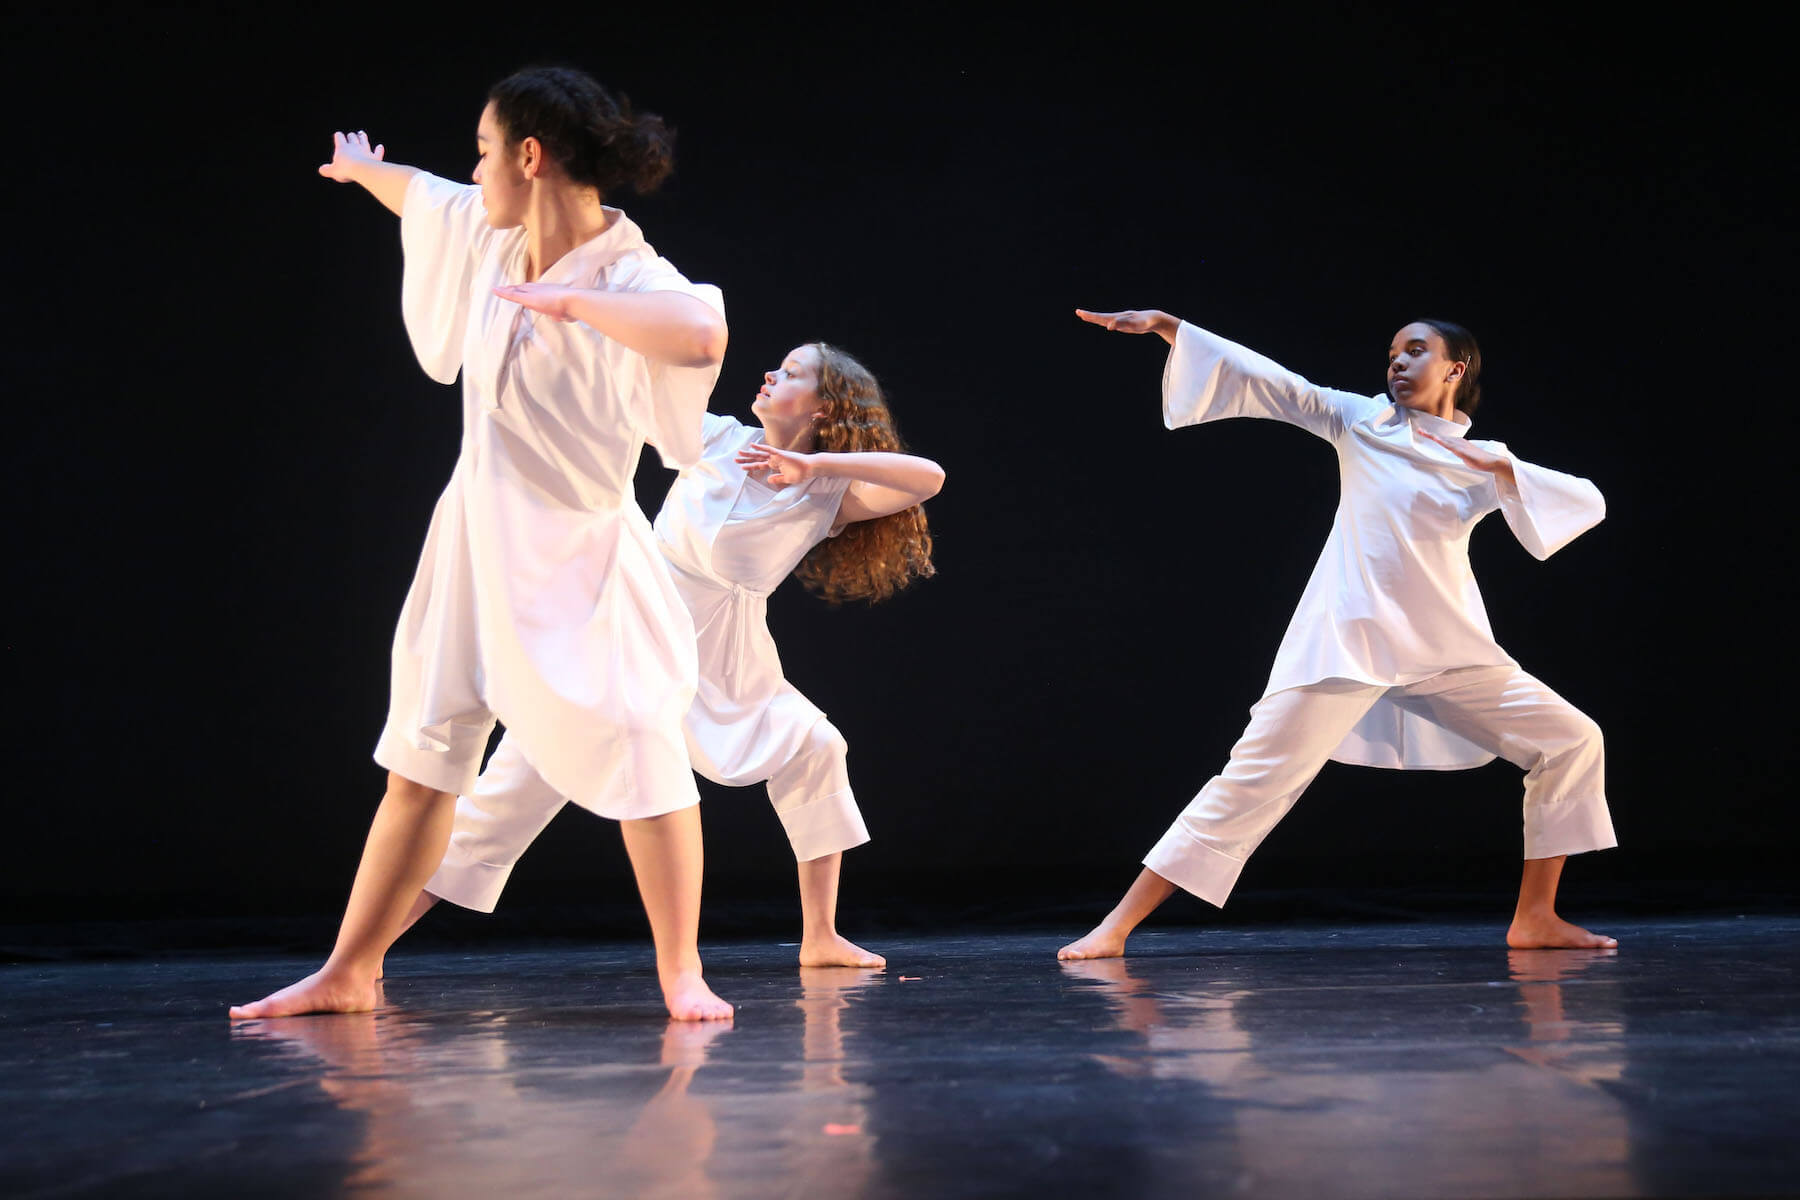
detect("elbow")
[679,312,728,368]
[919,460,946,501]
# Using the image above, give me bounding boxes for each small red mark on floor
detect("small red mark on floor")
[823,1123,862,1136]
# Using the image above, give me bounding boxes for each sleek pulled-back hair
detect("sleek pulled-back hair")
[487,66,674,196]
[1415,317,1483,415]
[793,343,937,605]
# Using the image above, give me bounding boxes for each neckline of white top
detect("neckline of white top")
[502,206,644,286]
[1397,404,1474,439]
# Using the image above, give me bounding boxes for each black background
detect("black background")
[8,6,1794,938]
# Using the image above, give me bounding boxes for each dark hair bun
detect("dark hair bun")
[488,66,674,196]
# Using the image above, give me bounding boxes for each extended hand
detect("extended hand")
[1419,429,1516,483]
[1075,308,1179,344]
[318,130,386,182]
[736,443,816,487]
[492,283,579,321]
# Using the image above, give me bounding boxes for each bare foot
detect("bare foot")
[799,932,886,969]
[1507,912,1618,949]
[228,968,380,1019]
[661,970,734,1022]
[1057,924,1128,961]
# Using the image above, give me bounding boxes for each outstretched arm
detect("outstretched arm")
[1075,307,1181,345]
[319,131,420,216]
[1078,305,1368,439]
[492,283,727,368]
[735,445,945,523]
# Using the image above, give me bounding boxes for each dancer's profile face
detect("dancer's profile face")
[1386,323,1466,414]
[472,102,530,229]
[752,345,825,425]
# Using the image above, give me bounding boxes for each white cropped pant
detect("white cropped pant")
[1144,666,1616,907]
[424,716,860,913]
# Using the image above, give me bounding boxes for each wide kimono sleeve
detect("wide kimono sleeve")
[1481,441,1606,560]
[1162,320,1374,442]
[615,254,727,471]
[399,173,497,384]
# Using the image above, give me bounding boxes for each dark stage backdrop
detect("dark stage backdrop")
[8,7,1793,930]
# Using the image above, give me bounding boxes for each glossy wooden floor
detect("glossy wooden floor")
[5,916,1797,1197]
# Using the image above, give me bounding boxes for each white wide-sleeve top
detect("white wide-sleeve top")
[653,414,850,775]
[1163,321,1605,770]
[388,172,724,817]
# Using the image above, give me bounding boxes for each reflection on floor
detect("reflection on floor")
[4,917,1797,1198]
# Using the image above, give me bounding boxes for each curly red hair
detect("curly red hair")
[793,343,937,604]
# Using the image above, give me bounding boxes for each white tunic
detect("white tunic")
[1163,321,1605,770]
[381,172,723,817]
[654,414,851,784]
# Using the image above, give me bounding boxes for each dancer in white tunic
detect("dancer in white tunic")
[385,343,943,969]
[231,68,734,1021]
[1058,307,1617,960]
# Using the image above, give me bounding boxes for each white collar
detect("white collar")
[516,207,649,285]
[1404,405,1473,440]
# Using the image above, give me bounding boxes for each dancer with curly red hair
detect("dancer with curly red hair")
[393,341,943,969]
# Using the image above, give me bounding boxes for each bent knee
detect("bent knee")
[1532,707,1603,766]
[805,720,850,763]
[1563,710,1604,755]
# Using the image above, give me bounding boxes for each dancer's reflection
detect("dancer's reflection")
[1058,957,1252,1087]
[231,974,885,1196]
[232,1010,730,1196]
[1060,949,1633,1196]
[782,968,879,1190]
[1503,947,1623,1083]
[613,1022,732,1200]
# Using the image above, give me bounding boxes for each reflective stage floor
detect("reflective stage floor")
[4,916,1797,1198]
